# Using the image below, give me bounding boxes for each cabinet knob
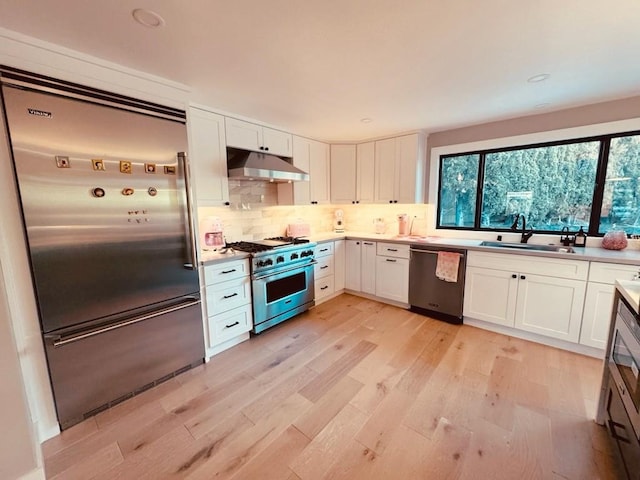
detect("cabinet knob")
[352,201,356,204]
[259,146,264,150]
[511,274,517,278]
[520,275,526,280]
[224,201,230,206]
[265,147,269,151]
[389,200,393,203]
[356,200,360,204]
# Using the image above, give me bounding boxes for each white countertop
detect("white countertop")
[616,280,640,314]
[199,231,640,267]
[311,231,640,266]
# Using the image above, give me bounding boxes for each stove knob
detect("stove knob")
[257,260,265,267]
[291,253,299,260]
[276,256,285,263]
[265,259,273,266]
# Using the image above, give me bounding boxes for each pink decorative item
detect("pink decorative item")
[601,230,628,250]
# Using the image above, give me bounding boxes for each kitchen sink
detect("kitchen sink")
[479,241,575,253]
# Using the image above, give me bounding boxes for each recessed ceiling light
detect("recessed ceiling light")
[527,74,550,83]
[132,8,166,28]
[360,118,373,123]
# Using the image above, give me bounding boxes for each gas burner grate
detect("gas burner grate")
[225,241,273,253]
[266,236,310,244]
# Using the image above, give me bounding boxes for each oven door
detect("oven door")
[608,304,640,441]
[252,262,316,333]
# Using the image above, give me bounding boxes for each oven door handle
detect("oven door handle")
[253,261,317,281]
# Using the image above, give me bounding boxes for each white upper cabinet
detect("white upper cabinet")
[225,117,292,157]
[357,141,375,204]
[281,136,330,205]
[374,133,426,204]
[330,144,357,204]
[309,140,331,204]
[187,107,229,206]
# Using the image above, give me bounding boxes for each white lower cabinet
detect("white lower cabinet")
[361,241,377,295]
[314,240,346,303]
[375,242,410,303]
[580,262,640,350]
[345,240,362,291]
[513,273,586,342]
[345,240,376,295]
[202,258,253,357]
[464,251,588,343]
[464,266,518,327]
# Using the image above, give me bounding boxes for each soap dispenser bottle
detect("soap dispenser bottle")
[574,227,587,247]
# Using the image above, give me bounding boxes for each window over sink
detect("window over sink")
[437,130,640,236]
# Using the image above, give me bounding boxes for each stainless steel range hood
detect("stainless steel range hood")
[227,148,309,182]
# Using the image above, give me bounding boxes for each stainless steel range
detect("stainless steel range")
[226,237,316,333]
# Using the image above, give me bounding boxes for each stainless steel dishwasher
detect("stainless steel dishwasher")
[409,245,467,324]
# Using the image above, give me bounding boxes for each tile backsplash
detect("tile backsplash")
[197,180,431,243]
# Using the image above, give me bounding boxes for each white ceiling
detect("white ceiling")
[1,0,639,141]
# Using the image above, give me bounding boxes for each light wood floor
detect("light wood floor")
[43,294,625,479]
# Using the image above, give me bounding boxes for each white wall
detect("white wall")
[0,257,44,480]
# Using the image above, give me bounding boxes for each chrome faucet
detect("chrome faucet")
[510,214,534,243]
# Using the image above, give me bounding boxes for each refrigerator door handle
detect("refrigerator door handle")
[178,151,198,270]
[46,297,201,348]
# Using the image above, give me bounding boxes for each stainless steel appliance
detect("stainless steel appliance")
[0,67,204,429]
[603,294,640,479]
[226,238,316,333]
[409,245,466,324]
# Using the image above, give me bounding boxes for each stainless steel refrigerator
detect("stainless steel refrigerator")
[0,68,204,429]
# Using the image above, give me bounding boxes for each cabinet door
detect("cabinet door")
[330,144,357,203]
[309,140,331,204]
[361,241,377,295]
[357,142,375,203]
[262,127,292,157]
[187,107,229,205]
[580,283,615,350]
[374,138,397,203]
[345,240,362,291]
[463,266,518,327]
[514,274,585,343]
[334,240,346,291]
[375,256,409,303]
[291,136,311,205]
[396,134,424,204]
[225,117,262,151]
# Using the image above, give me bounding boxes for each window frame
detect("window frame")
[435,129,640,236]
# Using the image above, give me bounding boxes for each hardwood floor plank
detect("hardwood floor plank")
[184,393,312,480]
[354,388,415,454]
[417,417,472,480]
[298,340,377,402]
[348,364,404,415]
[366,425,432,480]
[293,375,364,439]
[228,425,311,480]
[395,329,456,396]
[290,404,369,480]
[241,366,318,423]
[49,442,122,480]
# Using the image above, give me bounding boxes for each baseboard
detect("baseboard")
[19,467,45,480]
[205,332,250,359]
[343,290,409,309]
[463,317,605,358]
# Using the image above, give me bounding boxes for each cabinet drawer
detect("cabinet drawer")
[315,275,335,300]
[205,277,251,315]
[377,242,410,259]
[316,242,334,258]
[210,304,253,345]
[589,262,639,284]
[204,259,249,285]
[467,251,588,280]
[315,256,334,279]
